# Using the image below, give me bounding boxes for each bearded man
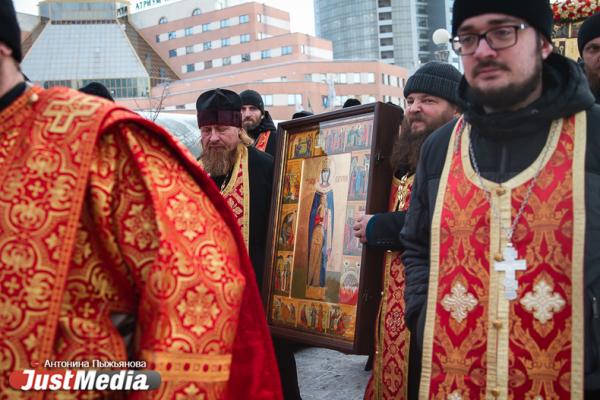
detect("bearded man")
[197,88,274,285]
[578,12,600,103]
[353,61,463,400]
[196,88,302,400]
[240,89,279,157]
[401,0,600,398]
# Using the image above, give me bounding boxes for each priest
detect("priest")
[196,88,302,400]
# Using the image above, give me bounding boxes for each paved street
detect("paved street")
[296,347,370,400]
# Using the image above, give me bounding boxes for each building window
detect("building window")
[241,53,251,62]
[378,12,392,21]
[168,31,176,40]
[192,8,201,16]
[264,94,273,106]
[223,56,231,66]
[203,42,212,50]
[159,16,167,24]
[240,33,250,43]
[287,94,301,105]
[380,38,393,46]
[239,14,249,24]
[202,23,210,32]
[381,50,394,59]
[261,49,271,59]
[222,37,230,47]
[155,35,160,43]
[379,25,392,33]
[186,64,195,73]
[281,46,292,55]
[378,0,391,6]
[184,27,193,37]
[205,60,212,69]
[185,45,193,55]
[168,49,177,58]
[220,19,229,28]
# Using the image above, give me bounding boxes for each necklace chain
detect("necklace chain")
[220,169,232,192]
[467,122,557,244]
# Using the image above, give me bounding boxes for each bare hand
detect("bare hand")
[353,214,373,244]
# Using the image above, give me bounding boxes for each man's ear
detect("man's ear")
[0,42,13,58]
[541,37,553,60]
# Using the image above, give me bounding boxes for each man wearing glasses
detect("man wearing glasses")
[400,1,600,399]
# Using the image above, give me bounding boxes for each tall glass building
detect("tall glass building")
[315,0,457,72]
[21,0,178,98]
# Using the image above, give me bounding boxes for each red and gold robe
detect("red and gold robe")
[419,115,585,399]
[255,131,271,153]
[0,86,282,399]
[216,144,251,247]
[365,173,413,400]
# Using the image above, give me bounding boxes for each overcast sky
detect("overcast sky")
[13,0,316,35]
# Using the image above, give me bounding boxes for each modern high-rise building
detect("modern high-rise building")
[18,0,408,120]
[315,0,458,72]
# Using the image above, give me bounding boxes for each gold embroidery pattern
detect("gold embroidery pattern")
[423,116,583,400]
[0,88,253,399]
[520,279,566,324]
[441,282,478,323]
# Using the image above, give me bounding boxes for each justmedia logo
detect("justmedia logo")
[8,370,161,391]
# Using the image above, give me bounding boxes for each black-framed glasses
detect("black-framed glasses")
[451,24,529,56]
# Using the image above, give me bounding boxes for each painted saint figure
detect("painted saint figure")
[307,165,335,288]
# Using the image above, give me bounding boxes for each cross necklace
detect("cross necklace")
[467,124,557,300]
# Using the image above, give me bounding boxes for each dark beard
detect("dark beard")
[389,118,429,174]
[586,69,600,99]
[467,56,542,110]
[243,119,260,132]
[199,147,237,177]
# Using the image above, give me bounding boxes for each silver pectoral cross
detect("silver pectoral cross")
[494,243,527,300]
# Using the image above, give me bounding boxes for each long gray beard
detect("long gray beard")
[200,147,237,177]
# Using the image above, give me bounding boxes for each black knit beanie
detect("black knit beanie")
[0,0,22,62]
[578,13,600,55]
[240,89,265,114]
[79,82,114,102]
[452,0,553,41]
[404,61,462,106]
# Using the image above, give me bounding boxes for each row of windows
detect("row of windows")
[381,73,403,88]
[167,33,254,57]
[168,93,396,111]
[175,43,294,64]
[41,78,150,98]
[156,14,250,43]
[181,46,293,72]
[304,72,376,85]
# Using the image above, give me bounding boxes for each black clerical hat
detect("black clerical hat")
[0,0,22,62]
[196,88,243,128]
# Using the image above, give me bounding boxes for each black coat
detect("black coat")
[247,111,279,158]
[212,146,274,287]
[400,53,600,397]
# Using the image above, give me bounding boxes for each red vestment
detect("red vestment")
[0,87,282,399]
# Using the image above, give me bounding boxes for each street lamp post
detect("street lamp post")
[432,28,451,62]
